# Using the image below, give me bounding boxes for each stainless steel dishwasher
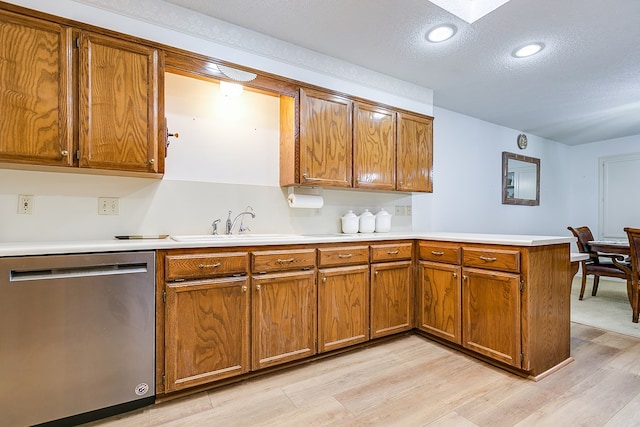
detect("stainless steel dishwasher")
[0,251,155,427]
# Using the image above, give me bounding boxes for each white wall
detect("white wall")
[414,107,572,236]
[568,134,640,239]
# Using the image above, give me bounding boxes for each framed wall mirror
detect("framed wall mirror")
[502,151,540,206]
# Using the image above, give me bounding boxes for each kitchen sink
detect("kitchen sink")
[170,234,301,242]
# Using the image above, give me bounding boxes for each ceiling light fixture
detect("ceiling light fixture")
[216,64,257,82]
[512,43,545,58]
[426,24,457,43]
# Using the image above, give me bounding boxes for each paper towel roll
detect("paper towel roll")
[288,193,324,209]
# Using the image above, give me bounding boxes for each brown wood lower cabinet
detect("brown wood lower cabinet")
[164,276,250,392]
[418,261,462,344]
[157,238,570,399]
[417,240,570,378]
[252,270,317,369]
[251,248,317,370]
[318,265,370,352]
[462,267,521,367]
[370,260,413,339]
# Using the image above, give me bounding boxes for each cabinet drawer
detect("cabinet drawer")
[463,247,521,273]
[165,252,249,281]
[252,248,316,273]
[318,245,369,267]
[419,242,461,264]
[371,242,413,262]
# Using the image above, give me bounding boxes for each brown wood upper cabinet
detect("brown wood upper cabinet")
[78,32,163,174]
[0,8,165,176]
[353,102,396,190]
[297,88,353,187]
[0,10,73,166]
[280,88,433,193]
[397,112,433,192]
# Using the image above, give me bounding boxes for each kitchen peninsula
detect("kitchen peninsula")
[0,232,574,404]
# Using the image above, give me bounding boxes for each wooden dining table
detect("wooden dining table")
[588,240,630,256]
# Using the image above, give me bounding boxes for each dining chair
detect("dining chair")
[567,226,630,300]
[623,227,640,323]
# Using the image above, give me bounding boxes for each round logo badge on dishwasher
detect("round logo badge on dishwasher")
[135,383,149,396]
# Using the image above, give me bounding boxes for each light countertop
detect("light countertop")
[0,232,575,257]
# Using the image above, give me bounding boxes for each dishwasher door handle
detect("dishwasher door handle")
[9,262,149,282]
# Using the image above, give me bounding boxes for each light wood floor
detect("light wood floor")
[85,324,640,427]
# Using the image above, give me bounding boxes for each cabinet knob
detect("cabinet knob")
[61,150,69,156]
[256,284,261,291]
[375,271,379,276]
[322,276,327,283]
[242,285,248,292]
[149,159,155,164]
[452,272,457,278]
[463,275,468,281]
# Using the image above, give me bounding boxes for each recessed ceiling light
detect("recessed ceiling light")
[427,24,457,43]
[513,43,545,58]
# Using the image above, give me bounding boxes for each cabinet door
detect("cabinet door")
[252,270,317,369]
[418,261,462,344]
[370,260,413,338]
[0,11,73,166]
[318,265,369,352]
[353,102,395,190]
[396,112,433,192]
[78,32,163,173]
[164,276,250,392]
[299,88,352,187]
[462,267,521,367]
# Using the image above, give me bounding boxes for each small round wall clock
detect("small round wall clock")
[517,133,528,149]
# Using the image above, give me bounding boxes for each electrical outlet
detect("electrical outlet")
[98,197,119,215]
[394,205,405,216]
[17,194,34,215]
[406,205,412,216]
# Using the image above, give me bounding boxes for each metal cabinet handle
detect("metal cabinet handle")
[338,253,353,258]
[61,150,69,156]
[322,277,327,283]
[149,159,155,164]
[452,272,457,278]
[198,262,221,269]
[463,275,468,281]
[301,172,322,182]
[431,251,444,256]
[276,258,295,264]
[242,285,248,292]
[375,271,379,276]
[256,284,261,291]
[479,256,497,262]
[387,250,400,255]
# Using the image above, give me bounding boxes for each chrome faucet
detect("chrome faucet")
[226,207,256,235]
[212,219,221,235]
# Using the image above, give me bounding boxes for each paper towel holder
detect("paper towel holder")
[287,186,322,197]
[287,186,324,209]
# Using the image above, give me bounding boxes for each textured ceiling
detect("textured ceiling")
[158,0,640,145]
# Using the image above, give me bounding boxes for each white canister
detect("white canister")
[375,208,392,232]
[341,210,359,234]
[359,209,375,233]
